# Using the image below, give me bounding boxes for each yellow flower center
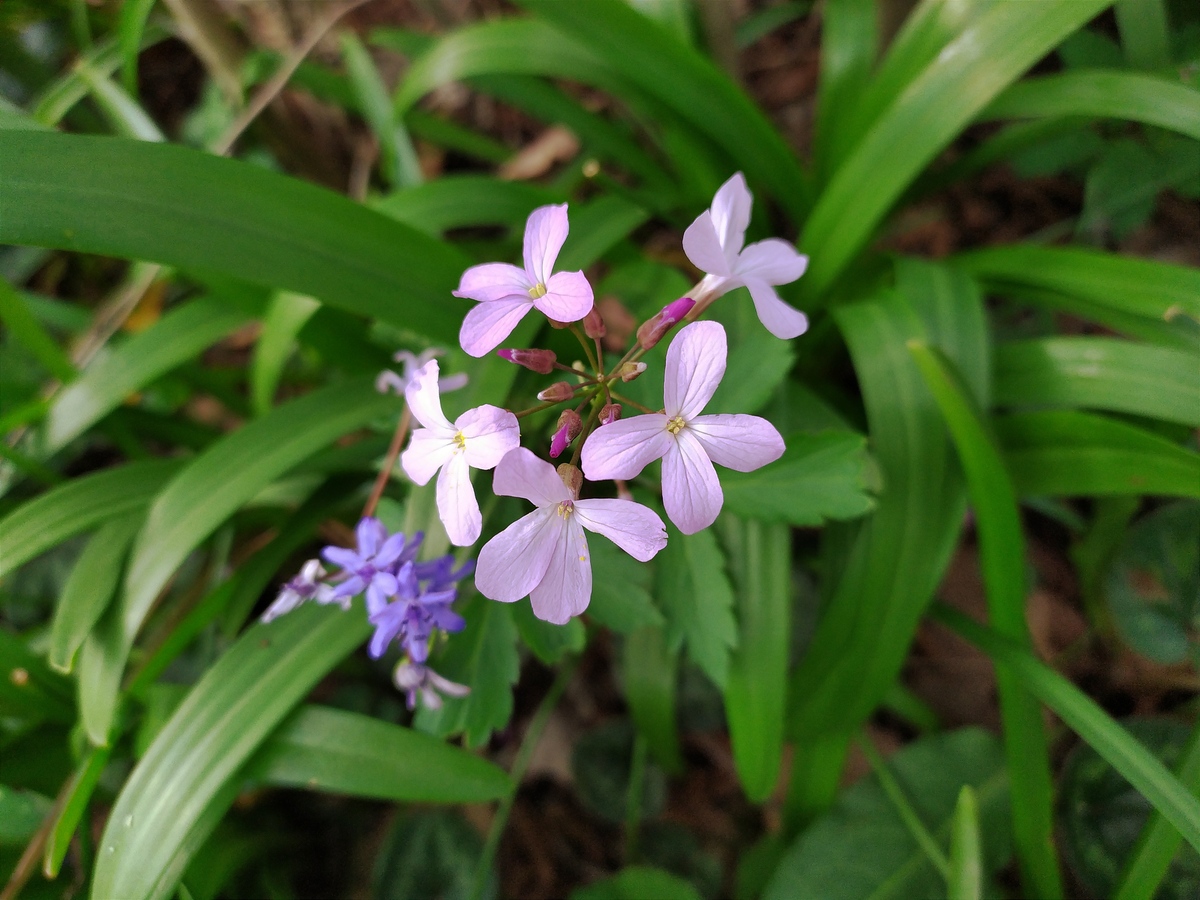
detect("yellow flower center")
[528,282,548,300]
[666,415,686,435]
[556,500,574,518]
[453,431,467,450]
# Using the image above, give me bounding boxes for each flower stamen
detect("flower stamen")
[556,500,574,518]
[666,415,686,435]
[453,431,467,450]
[528,282,548,300]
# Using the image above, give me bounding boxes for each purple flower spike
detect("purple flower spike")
[454,204,595,357]
[367,551,470,660]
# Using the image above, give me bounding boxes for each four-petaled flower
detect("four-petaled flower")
[455,204,594,357]
[322,517,417,615]
[683,172,809,339]
[581,321,785,534]
[401,360,520,546]
[376,347,468,396]
[476,449,667,624]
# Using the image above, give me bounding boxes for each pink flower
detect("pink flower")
[455,204,594,357]
[475,449,667,624]
[581,321,785,534]
[400,360,520,546]
[683,173,809,339]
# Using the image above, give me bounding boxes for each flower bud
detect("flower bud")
[537,381,576,403]
[636,296,695,349]
[582,308,607,339]
[557,463,583,498]
[618,361,647,383]
[600,403,622,425]
[497,347,557,375]
[550,410,583,458]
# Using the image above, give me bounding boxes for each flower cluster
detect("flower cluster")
[266,173,808,708]
[263,517,471,710]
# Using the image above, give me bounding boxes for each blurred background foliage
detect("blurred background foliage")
[1,1,1199,898]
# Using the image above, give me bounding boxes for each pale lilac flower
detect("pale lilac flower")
[393,660,470,711]
[376,348,469,395]
[400,360,520,546]
[581,321,785,534]
[476,449,667,624]
[322,518,416,615]
[683,172,809,339]
[261,559,340,623]
[455,204,594,357]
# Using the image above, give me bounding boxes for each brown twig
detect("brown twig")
[362,406,411,519]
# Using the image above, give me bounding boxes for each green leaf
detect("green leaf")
[722,519,790,803]
[934,605,1200,858]
[623,625,683,774]
[910,342,1062,897]
[656,523,737,690]
[513,599,586,665]
[1114,0,1171,69]
[516,0,812,221]
[1114,720,1200,900]
[948,786,984,900]
[413,592,520,748]
[43,744,111,877]
[247,705,510,802]
[981,70,1200,141]
[0,458,180,581]
[44,295,253,454]
[994,337,1200,428]
[588,537,665,633]
[764,729,1012,900]
[92,602,369,900]
[75,61,164,141]
[719,430,876,527]
[118,0,159,93]
[373,809,494,900]
[801,0,1113,297]
[813,0,878,183]
[0,629,74,723]
[0,131,469,343]
[572,866,702,900]
[0,277,75,382]
[957,245,1200,329]
[373,176,556,237]
[995,410,1200,499]
[82,378,396,742]
[49,513,140,672]
[250,292,319,417]
[0,785,52,844]
[341,31,421,189]
[706,324,796,415]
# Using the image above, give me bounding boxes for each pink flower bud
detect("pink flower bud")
[537,381,576,403]
[618,361,647,383]
[550,410,583,458]
[582,308,607,339]
[636,297,695,349]
[557,463,583,498]
[600,403,622,425]
[497,348,557,375]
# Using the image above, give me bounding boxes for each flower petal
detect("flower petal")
[537,270,594,323]
[682,210,732,277]
[323,546,360,572]
[662,430,723,534]
[529,515,592,624]
[475,507,560,602]
[492,447,571,506]
[745,277,809,340]
[400,429,456,486]
[457,405,521,469]
[580,414,671,480]
[374,532,408,568]
[573,498,667,562]
[664,320,726,419]
[356,517,383,557]
[437,452,482,546]
[405,360,453,431]
[522,203,570,285]
[710,172,752,263]
[689,414,785,472]
[459,297,533,358]
[735,238,809,286]
[453,262,530,303]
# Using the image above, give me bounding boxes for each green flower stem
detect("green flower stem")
[624,732,649,864]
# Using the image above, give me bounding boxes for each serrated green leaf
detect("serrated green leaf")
[247,705,511,803]
[414,592,520,748]
[588,537,664,633]
[513,599,586,665]
[656,524,736,690]
[720,430,875,526]
[0,131,469,344]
